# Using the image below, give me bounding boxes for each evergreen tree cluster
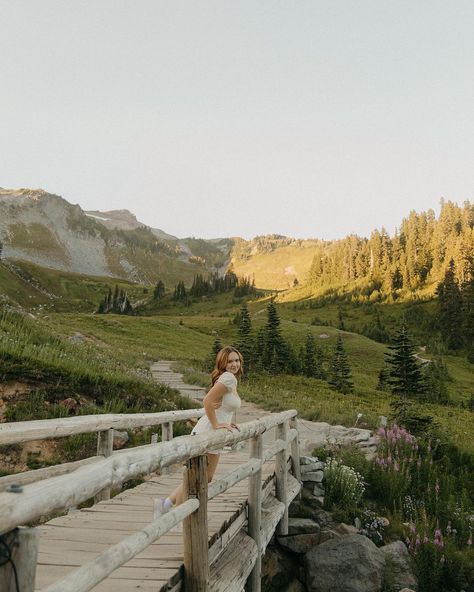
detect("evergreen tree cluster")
[308,200,473,295]
[97,285,133,315]
[436,259,474,355]
[189,271,238,298]
[173,281,187,302]
[230,301,353,393]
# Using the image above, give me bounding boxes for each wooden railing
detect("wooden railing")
[0,408,301,592]
[0,409,205,496]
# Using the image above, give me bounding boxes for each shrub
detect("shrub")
[323,458,365,510]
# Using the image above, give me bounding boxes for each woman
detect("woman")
[154,345,243,519]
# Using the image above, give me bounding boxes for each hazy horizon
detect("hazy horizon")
[1,1,473,240]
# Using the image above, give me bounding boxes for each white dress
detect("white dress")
[191,372,241,453]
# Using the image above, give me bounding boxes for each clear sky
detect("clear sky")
[1,1,473,240]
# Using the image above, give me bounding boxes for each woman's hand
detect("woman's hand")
[215,423,240,431]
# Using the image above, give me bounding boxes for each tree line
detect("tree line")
[170,272,258,302]
[308,200,473,297]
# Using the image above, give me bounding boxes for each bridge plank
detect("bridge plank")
[34,451,277,591]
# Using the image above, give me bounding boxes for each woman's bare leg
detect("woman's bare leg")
[168,453,220,506]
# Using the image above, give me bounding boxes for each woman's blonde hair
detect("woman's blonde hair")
[210,346,244,385]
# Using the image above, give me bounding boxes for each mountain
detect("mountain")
[85,208,178,241]
[0,188,231,284]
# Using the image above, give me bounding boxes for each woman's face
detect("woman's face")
[225,352,241,374]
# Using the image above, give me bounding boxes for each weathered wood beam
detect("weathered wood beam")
[246,434,263,592]
[0,456,102,493]
[160,422,173,475]
[0,409,205,445]
[94,429,114,503]
[290,417,302,495]
[183,456,209,592]
[275,421,289,536]
[0,411,296,535]
[0,527,39,592]
[207,458,261,500]
[39,499,199,592]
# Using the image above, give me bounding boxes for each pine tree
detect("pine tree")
[113,285,119,309]
[461,275,474,360]
[328,334,353,394]
[257,301,288,374]
[153,280,165,300]
[301,332,325,378]
[436,260,463,350]
[205,338,222,371]
[385,323,425,398]
[423,358,450,404]
[376,367,390,391]
[236,303,253,373]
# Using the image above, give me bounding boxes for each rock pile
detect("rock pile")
[262,456,418,592]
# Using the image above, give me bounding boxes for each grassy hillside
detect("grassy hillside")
[0,259,146,312]
[1,259,473,456]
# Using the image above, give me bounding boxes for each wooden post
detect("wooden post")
[183,455,209,592]
[289,417,302,499]
[94,428,114,503]
[0,527,39,592]
[246,434,263,592]
[161,422,173,474]
[275,421,288,535]
[151,433,158,444]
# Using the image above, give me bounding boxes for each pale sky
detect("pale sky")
[1,1,473,240]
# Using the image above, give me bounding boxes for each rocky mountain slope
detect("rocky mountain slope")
[0,188,231,284]
[0,187,319,289]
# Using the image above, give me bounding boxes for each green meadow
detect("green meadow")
[1,261,473,456]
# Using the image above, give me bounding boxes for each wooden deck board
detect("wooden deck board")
[34,451,276,591]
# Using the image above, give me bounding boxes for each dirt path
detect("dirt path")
[150,361,378,457]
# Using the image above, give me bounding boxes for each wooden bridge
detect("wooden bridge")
[0,406,302,592]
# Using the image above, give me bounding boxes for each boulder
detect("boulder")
[301,462,325,474]
[303,534,385,592]
[288,518,320,535]
[312,484,325,497]
[278,533,320,554]
[302,470,324,483]
[333,523,359,536]
[300,456,319,465]
[113,430,129,448]
[261,545,298,590]
[380,541,418,591]
[318,528,341,544]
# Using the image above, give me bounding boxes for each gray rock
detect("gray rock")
[303,534,385,592]
[301,462,325,474]
[333,523,359,536]
[380,541,418,591]
[300,456,319,465]
[112,430,129,448]
[302,470,324,482]
[261,545,297,590]
[318,528,341,544]
[278,533,320,554]
[288,518,320,535]
[312,508,333,527]
[312,484,325,497]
